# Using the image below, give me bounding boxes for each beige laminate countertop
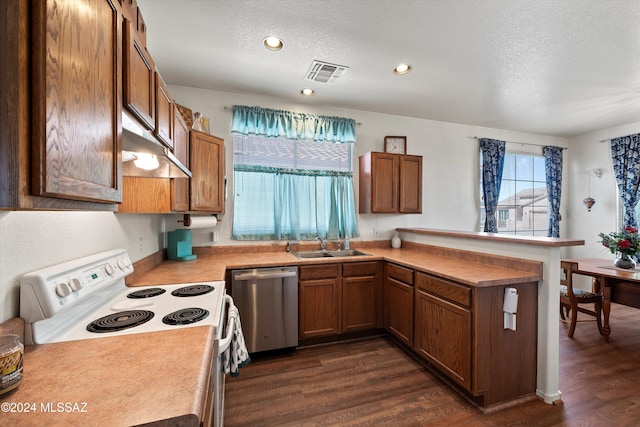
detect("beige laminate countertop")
[0,326,214,427]
[128,245,542,288]
[1,243,541,426]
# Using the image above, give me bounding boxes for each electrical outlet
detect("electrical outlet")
[137,236,144,253]
[211,231,219,242]
[374,228,386,237]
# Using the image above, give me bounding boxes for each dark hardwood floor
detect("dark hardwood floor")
[225,304,640,426]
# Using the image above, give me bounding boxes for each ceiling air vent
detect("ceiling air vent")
[305,60,349,84]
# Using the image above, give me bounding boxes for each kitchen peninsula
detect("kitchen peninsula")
[127,236,546,411]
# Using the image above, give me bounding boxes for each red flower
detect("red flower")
[618,239,631,249]
[625,226,638,234]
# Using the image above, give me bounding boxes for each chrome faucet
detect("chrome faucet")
[316,236,327,251]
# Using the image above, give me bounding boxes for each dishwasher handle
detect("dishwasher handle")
[233,270,297,281]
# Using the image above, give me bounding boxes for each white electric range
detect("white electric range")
[19,248,234,427]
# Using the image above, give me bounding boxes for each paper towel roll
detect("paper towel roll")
[183,216,218,229]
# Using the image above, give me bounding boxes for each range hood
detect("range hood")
[122,112,192,178]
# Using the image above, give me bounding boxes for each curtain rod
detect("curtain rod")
[470,136,567,150]
[599,134,639,143]
[223,105,362,125]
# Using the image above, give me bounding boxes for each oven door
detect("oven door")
[213,294,236,427]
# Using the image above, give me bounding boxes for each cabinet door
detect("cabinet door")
[31,0,122,204]
[399,155,422,213]
[342,275,377,332]
[414,288,471,391]
[190,131,225,212]
[123,18,155,130]
[171,105,190,212]
[154,72,173,149]
[384,277,414,346]
[371,153,399,213]
[299,278,340,337]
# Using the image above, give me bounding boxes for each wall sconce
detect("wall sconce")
[583,168,601,212]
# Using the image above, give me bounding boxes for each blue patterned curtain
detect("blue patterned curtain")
[480,138,506,232]
[542,146,563,237]
[611,134,640,228]
[231,105,356,143]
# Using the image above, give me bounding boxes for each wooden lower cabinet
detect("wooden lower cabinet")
[299,264,340,338]
[414,282,472,390]
[342,262,380,332]
[299,262,381,339]
[412,270,538,408]
[384,263,414,346]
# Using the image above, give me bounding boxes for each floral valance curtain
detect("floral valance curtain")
[480,138,506,232]
[231,105,356,143]
[611,134,640,228]
[543,146,563,237]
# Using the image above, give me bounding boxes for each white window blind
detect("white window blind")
[233,134,352,172]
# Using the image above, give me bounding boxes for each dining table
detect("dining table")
[562,257,640,342]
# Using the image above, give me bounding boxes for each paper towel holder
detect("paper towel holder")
[178,213,218,227]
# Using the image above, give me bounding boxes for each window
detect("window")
[480,152,548,236]
[232,133,359,241]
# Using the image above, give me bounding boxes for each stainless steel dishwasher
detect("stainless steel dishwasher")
[231,266,298,353]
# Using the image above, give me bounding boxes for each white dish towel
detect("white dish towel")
[222,304,250,377]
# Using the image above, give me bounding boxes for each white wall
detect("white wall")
[0,212,164,321]
[166,85,568,246]
[565,121,640,259]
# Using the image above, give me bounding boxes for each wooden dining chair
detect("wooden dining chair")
[559,261,604,338]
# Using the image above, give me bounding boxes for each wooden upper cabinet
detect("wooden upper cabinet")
[30,0,122,204]
[359,152,422,214]
[171,106,190,212]
[154,72,173,149]
[399,155,422,213]
[123,18,155,130]
[190,131,225,213]
[121,0,137,23]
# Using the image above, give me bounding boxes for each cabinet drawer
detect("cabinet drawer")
[415,272,470,308]
[343,261,378,277]
[299,264,339,280]
[387,263,413,285]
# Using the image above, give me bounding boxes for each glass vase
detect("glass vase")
[614,253,637,270]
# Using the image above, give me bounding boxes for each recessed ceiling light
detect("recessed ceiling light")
[300,88,315,96]
[263,36,283,51]
[393,63,413,75]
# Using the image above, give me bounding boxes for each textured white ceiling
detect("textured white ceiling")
[137,0,640,138]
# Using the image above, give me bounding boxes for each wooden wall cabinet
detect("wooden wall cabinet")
[1,0,122,209]
[299,261,381,339]
[123,18,155,131]
[154,72,174,149]
[189,131,225,213]
[384,263,414,346]
[171,106,191,212]
[359,152,422,214]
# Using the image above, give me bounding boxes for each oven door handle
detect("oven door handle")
[218,294,236,353]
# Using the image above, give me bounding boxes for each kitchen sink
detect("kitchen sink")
[293,249,370,259]
[294,251,334,258]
